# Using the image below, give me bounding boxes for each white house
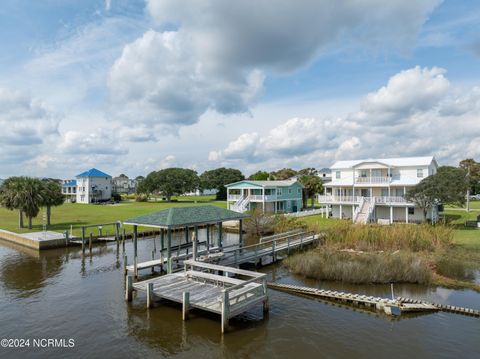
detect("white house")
[112,175,137,194]
[76,168,112,204]
[61,179,77,202]
[318,156,439,224]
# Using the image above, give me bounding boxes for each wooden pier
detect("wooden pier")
[125,230,319,277]
[268,282,480,318]
[127,260,268,333]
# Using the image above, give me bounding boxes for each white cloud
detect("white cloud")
[213,66,480,170]
[0,88,59,163]
[59,129,128,155]
[108,0,440,130]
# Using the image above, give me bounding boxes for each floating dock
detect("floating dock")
[268,282,480,318]
[126,260,268,333]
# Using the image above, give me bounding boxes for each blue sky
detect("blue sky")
[0,0,479,179]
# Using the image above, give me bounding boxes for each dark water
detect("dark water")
[0,231,479,359]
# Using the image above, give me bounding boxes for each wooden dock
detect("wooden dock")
[127,260,268,333]
[125,230,319,277]
[268,282,480,318]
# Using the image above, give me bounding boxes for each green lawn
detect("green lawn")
[0,200,227,237]
[442,208,480,249]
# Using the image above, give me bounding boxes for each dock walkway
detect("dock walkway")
[128,260,268,332]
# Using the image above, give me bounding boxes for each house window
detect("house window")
[276,188,282,196]
[408,207,415,215]
[288,188,292,194]
[336,171,340,179]
[298,188,301,194]
[417,169,424,178]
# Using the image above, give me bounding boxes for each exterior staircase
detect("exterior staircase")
[354,197,374,224]
[231,195,251,213]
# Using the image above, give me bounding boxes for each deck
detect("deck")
[127,260,268,332]
[126,230,319,276]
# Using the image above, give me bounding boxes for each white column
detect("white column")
[390,206,393,224]
[340,204,343,219]
[405,207,409,223]
[262,188,265,212]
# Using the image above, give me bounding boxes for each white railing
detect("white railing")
[228,195,242,201]
[366,197,375,223]
[231,195,251,213]
[284,208,327,217]
[264,195,277,201]
[375,196,410,204]
[318,195,362,203]
[355,176,391,184]
[248,195,264,201]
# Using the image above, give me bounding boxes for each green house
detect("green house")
[226,179,304,213]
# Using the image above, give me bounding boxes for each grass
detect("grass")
[284,216,480,290]
[0,200,226,236]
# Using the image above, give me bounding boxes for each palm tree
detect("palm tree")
[41,180,65,225]
[0,177,26,228]
[22,177,45,229]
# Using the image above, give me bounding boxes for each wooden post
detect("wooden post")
[218,222,223,249]
[262,280,269,316]
[192,229,197,261]
[221,290,229,333]
[167,228,172,273]
[115,222,120,243]
[239,219,243,252]
[151,250,155,273]
[89,233,93,251]
[161,229,165,251]
[124,255,128,274]
[125,275,133,301]
[81,227,86,254]
[133,225,138,277]
[122,228,126,252]
[206,225,210,252]
[195,226,199,256]
[185,226,189,244]
[147,282,154,308]
[183,292,190,320]
[272,240,276,262]
[64,231,69,247]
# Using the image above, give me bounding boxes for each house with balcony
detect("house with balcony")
[226,179,304,213]
[318,156,439,224]
[61,179,77,202]
[76,168,112,204]
[112,174,137,194]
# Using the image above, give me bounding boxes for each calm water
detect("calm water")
[0,231,479,359]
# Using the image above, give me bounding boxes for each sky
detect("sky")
[0,0,479,179]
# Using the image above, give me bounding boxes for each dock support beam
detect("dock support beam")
[167,228,172,273]
[221,291,229,333]
[183,292,190,320]
[239,219,243,251]
[125,275,133,301]
[218,222,223,249]
[206,225,210,252]
[147,283,154,308]
[133,225,138,278]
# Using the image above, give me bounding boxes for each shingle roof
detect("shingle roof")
[76,168,111,178]
[330,156,435,169]
[123,205,248,228]
[226,179,303,188]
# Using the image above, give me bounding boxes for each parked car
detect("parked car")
[469,194,480,200]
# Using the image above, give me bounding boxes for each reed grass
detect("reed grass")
[285,248,432,284]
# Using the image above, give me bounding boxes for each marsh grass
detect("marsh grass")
[321,222,453,252]
[285,249,432,284]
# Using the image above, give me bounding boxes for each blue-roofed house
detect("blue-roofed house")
[75,168,112,204]
[62,179,77,202]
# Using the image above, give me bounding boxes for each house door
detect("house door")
[361,189,369,197]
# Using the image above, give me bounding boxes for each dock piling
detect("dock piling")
[147,283,154,308]
[126,275,133,302]
[183,292,190,320]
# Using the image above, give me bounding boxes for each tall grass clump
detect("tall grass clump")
[285,248,432,284]
[322,222,453,252]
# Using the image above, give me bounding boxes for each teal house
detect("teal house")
[226,180,304,213]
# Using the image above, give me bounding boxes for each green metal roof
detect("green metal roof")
[123,205,248,228]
